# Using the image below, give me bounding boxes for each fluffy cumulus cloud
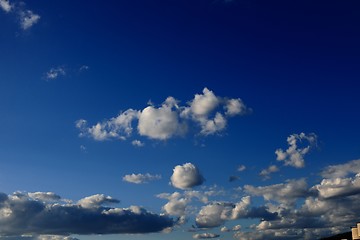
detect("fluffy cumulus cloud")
[0,0,40,29]
[76,109,141,141]
[192,233,220,239]
[123,173,161,184]
[170,163,205,190]
[0,192,173,238]
[244,178,310,205]
[195,196,277,228]
[275,132,317,168]
[321,159,360,178]
[181,88,248,136]
[76,88,249,143]
[138,97,186,140]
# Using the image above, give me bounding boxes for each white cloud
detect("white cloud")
[37,236,79,240]
[45,67,66,80]
[225,98,247,116]
[181,88,249,136]
[77,194,120,208]
[244,179,310,205]
[170,163,205,190]
[157,192,189,217]
[192,233,220,239]
[0,0,40,30]
[138,97,186,140]
[275,132,317,168]
[27,192,61,202]
[313,173,360,199]
[237,165,246,172]
[259,165,279,180]
[220,226,230,232]
[76,109,140,141]
[77,88,249,142]
[19,9,40,30]
[123,173,161,184]
[131,140,144,147]
[232,224,242,231]
[321,159,360,178]
[195,196,276,228]
[0,0,12,12]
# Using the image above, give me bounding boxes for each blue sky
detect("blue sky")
[1,0,360,239]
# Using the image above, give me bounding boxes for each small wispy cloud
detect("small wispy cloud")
[132,140,144,147]
[123,173,161,184]
[44,66,66,80]
[259,165,279,180]
[0,0,12,12]
[0,0,40,30]
[19,9,40,30]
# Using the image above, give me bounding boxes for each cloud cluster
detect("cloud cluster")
[170,163,205,190]
[0,192,173,238]
[0,0,40,30]
[275,133,317,168]
[123,173,161,184]
[230,159,360,239]
[76,88,249,143]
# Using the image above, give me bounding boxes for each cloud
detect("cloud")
[0,0,40,30]
[44,67,66,80]
[138,97,186,140]
[244,178,310,205]
[0,192,173,237]
[131,140,144,147]
[313,173,360,199]
[321,159,360,178]
[237,165,246,172]
[77,88,249,142]
[76,109,141,141]
[181,88,249,136]
[259,165,279,180]
[170,163,205,190]
[192,233,220,239]
[27,192,61,202]
[157,192,189,217]
[19,9,40,30]
[195,196,277,228]
[0,0,12,12]
[123,173,161,184]
[275,132,317,168]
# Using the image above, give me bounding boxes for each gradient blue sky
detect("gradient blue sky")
[1,0,360,239]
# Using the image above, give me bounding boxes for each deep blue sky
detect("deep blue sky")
[1,0,360,239]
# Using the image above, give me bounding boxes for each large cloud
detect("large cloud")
[170,163,205,190]
[0,192,173,237]
[275,133,317,168]
[76,88,249,142]
[195,196,277,228]
[244,179,311,205]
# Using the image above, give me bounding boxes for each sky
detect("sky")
[1,0,360,239]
